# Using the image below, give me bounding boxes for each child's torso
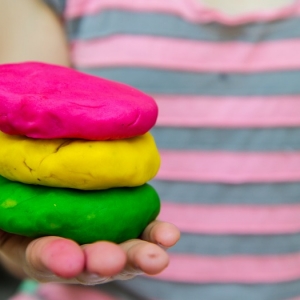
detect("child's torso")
[43,1,300,299]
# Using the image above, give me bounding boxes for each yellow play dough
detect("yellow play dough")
[0,132,160,190]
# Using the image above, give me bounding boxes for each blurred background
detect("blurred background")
[0,266,20,300]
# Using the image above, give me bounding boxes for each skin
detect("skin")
[0,221,179,283]
[0,0,180,284]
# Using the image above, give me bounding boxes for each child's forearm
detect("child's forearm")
[0,231,27,279]
[0,0,70,66]
[0,253,27,279]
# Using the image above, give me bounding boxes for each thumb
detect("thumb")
[0,231,85,281]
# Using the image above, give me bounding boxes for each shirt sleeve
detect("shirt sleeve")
[42,0,66,16]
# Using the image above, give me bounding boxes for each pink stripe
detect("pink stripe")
[71,37,300,72]
[158,151,300,183]
[154,253,300,283]
[65,0,204,20]
[66,0,300,24]
[66,0,184,18]
[159,203,300,234]
[154,95,300,127]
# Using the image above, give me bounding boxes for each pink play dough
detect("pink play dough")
[0,62,158,140]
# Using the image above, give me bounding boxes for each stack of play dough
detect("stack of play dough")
[0,62,161,244]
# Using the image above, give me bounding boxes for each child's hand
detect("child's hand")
[0,220,180,285]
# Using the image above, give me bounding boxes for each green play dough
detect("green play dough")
[0,176,160,244]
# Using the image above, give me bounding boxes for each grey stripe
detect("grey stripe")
[151,127,300,151]
[116,278,300,300]
[43,0,66,14]
[67,10,300,42]
[79,68,300,96]
[150,180,300,205]
[170,233,300,255]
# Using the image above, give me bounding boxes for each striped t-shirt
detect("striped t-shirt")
[44,1,300,299]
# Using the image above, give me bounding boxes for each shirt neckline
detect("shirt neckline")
[185,0,300,25]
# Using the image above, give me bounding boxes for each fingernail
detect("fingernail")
[157,243,168,251]
[87,273,110,283]
[77,273,110,285]
[133,266,145,275]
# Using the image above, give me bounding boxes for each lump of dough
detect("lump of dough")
[0,176,160,244]
[0,132,160,190]
[0,62,158,140]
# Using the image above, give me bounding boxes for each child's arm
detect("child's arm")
[0,0,70,66]
[0,0,180,284]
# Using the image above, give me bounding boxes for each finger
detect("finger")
[0,232,85,281]
[25,236,85,281]
[141,220,180,248]
[115,239,169,278]
[78,241,126,283]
